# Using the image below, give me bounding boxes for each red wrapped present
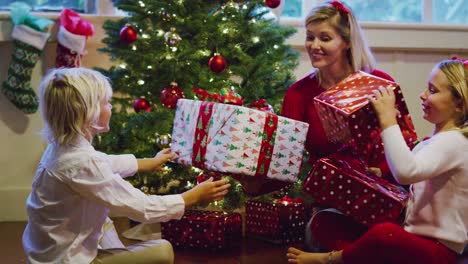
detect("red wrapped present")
[245,199,307,244]
[303,155,409,226]
[314,71,417,167]
[161,210,242,250]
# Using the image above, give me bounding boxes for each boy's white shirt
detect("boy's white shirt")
[98,217,126,249]
[22,136,185,264]
[382,125,468,254]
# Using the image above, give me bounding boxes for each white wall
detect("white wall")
[1,12,467,221]
[0,14,113,221]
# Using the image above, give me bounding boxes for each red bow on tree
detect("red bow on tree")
[451,56,468,70]
[330,0,349,15]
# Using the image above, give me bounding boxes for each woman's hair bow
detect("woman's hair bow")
[451,56,468,70]
[330,0,350,15]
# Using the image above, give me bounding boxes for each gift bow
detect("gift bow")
[193,87,221,101]
[451,56,468,70]
[192,88,275,112]
[193,87,243,105]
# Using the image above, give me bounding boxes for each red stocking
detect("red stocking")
[56,9,94,68]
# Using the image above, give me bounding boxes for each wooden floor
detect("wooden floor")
[0,217,297,264]
[3,218,467,264]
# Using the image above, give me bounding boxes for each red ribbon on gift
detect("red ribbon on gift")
[193,87,221,102]
[219,88,243,105]
[249,98,267,108]
[248,99,274,113]
[193,88,275,113]
[192,101,214,168]
[255,112,278,177]
[193,87,243,105]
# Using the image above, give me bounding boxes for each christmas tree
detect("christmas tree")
[95,0,301,210]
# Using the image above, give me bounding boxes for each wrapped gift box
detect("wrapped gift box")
[303,155,409,226]
[171,99,309,183]
[245,199,307,244]
[314,71,417,167]
[161,210,242,250]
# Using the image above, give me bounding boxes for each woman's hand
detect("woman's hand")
[368,85,399,130]
[366,167,382,177]
[181,177,231,207]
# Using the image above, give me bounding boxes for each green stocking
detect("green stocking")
[1,25,50,114]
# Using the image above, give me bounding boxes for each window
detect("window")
[281,0,468,25]
[433,0,468,24]
[0,0,91,13]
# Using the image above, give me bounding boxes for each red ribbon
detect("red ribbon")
[249,99,267,108]
[330,0,350,15]
[192,87,243,105]
[192,101,214,168]
[255,112,278,177]
[193,87,220,102]
[248,99,273,113]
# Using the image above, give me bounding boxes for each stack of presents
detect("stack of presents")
[161,72,417,250]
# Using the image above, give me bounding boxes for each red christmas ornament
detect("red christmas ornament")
[208,54,227,73]
[120,24,138,44]
[133,97,151,113]
[160,82,185,109]
[265,0,281,8]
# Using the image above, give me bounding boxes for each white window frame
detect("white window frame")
[280,0,461,25]
[278,0,468,52]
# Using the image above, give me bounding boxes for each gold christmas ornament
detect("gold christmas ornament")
[164,28,182,46]
[155,133,171,148]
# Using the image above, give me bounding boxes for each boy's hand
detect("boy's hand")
[137,148,177,173]
[154,148,177,166]
[182,177,231,207]
[368,85,399,130]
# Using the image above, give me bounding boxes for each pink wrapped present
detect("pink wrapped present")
[303,155,409,226]
[314,71,417,167]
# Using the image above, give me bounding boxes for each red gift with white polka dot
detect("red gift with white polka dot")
[314,71,417,167]
[161,210,242,250]
[245,199,307,243]
[303,155,409,226]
